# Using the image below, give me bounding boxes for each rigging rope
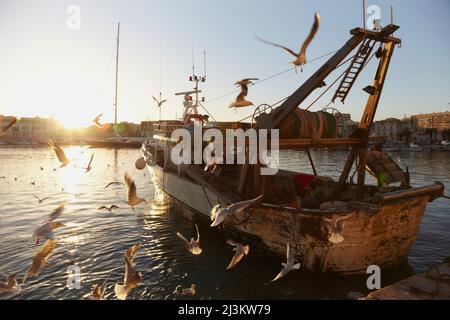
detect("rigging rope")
[236,51,361,123]
[204,49,338,105]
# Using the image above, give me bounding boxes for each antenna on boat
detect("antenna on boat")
[203,50,207,82]
[153,40,167,121]
[362,0,366,29]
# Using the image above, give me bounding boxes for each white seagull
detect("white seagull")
[229,78,259,109]
[323,214,354,244]
[23,239,57,284]
[210,195,263,227]
[48,140,70,167]
[124,173,147,212]
[176,224,202,255]
[226,240,250,270]
[114,247,142,300]
[256,12,321,71]
[32,221,65,244]
[271,242,301,282]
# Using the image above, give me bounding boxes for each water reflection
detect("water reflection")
[0,147,448,300]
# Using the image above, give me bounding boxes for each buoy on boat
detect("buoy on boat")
[135,157,146,170]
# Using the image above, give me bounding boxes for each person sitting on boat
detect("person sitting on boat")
[182,94,198,123]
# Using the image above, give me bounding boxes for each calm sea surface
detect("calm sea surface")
[0,146,449,300]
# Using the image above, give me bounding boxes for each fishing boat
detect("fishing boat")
[139,23,445,274]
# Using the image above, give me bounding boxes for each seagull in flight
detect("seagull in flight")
[124,173,147,212]
[93,113,104,128]
[125,243,142,264]
[114,246,142,300]
[210,195,263,227]
[32,221,65,244]
[84,153,94,172]
[153,96,168,107]
[176,224,202,255]
[91,278,108,300]
[97,205,120,212]
[104,181,124,189]
[48,140,70,167]
[323,213,354,244]
[0,273,21,294]
[229,78,259,109]
[47,204,65,222]
[226,240,250,270]
[256,12,321,71]
[23,239,57,284]
[33,194,51,204]
[271,242,301,282]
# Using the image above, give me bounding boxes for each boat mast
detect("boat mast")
[114,23,120,135]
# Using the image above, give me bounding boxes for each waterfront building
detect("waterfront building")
[0,115,58,143]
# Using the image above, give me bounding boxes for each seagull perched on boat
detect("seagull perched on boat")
[229,78,259,109]
[0,273,21,294]
[210,195,263,227]
[104,181,124,188]
[84,153,94,172]
[48,140,70,167]
[114,248,142,300]
[176,224,202,255]
[97,205,120,212]
[0,117,18,136]
[271,242,301,282]
[23,239,57,284]
[33,194,51,204]
[226,240,250,270]
[92,113,104,128]
[173,284,197,297]
[256,12,321,71]
[124,173,147,212]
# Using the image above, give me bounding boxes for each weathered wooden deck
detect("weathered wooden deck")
[364,259,450,300]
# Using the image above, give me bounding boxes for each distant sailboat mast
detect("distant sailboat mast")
[114,23,120,136]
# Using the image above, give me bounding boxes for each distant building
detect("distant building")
[0,115,58,143]
[371,118,400,141]
[337,113,359,137]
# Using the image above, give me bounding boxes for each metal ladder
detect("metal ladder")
[332,38,375,103]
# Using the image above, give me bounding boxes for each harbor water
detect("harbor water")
[0,146,449,299]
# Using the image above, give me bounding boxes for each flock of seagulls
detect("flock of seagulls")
[0,10,345,299]
[230,12,321,108]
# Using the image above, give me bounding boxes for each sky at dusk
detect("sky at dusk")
[0,0,449,128]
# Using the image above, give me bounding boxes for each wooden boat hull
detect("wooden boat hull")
[147,163,435,275]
